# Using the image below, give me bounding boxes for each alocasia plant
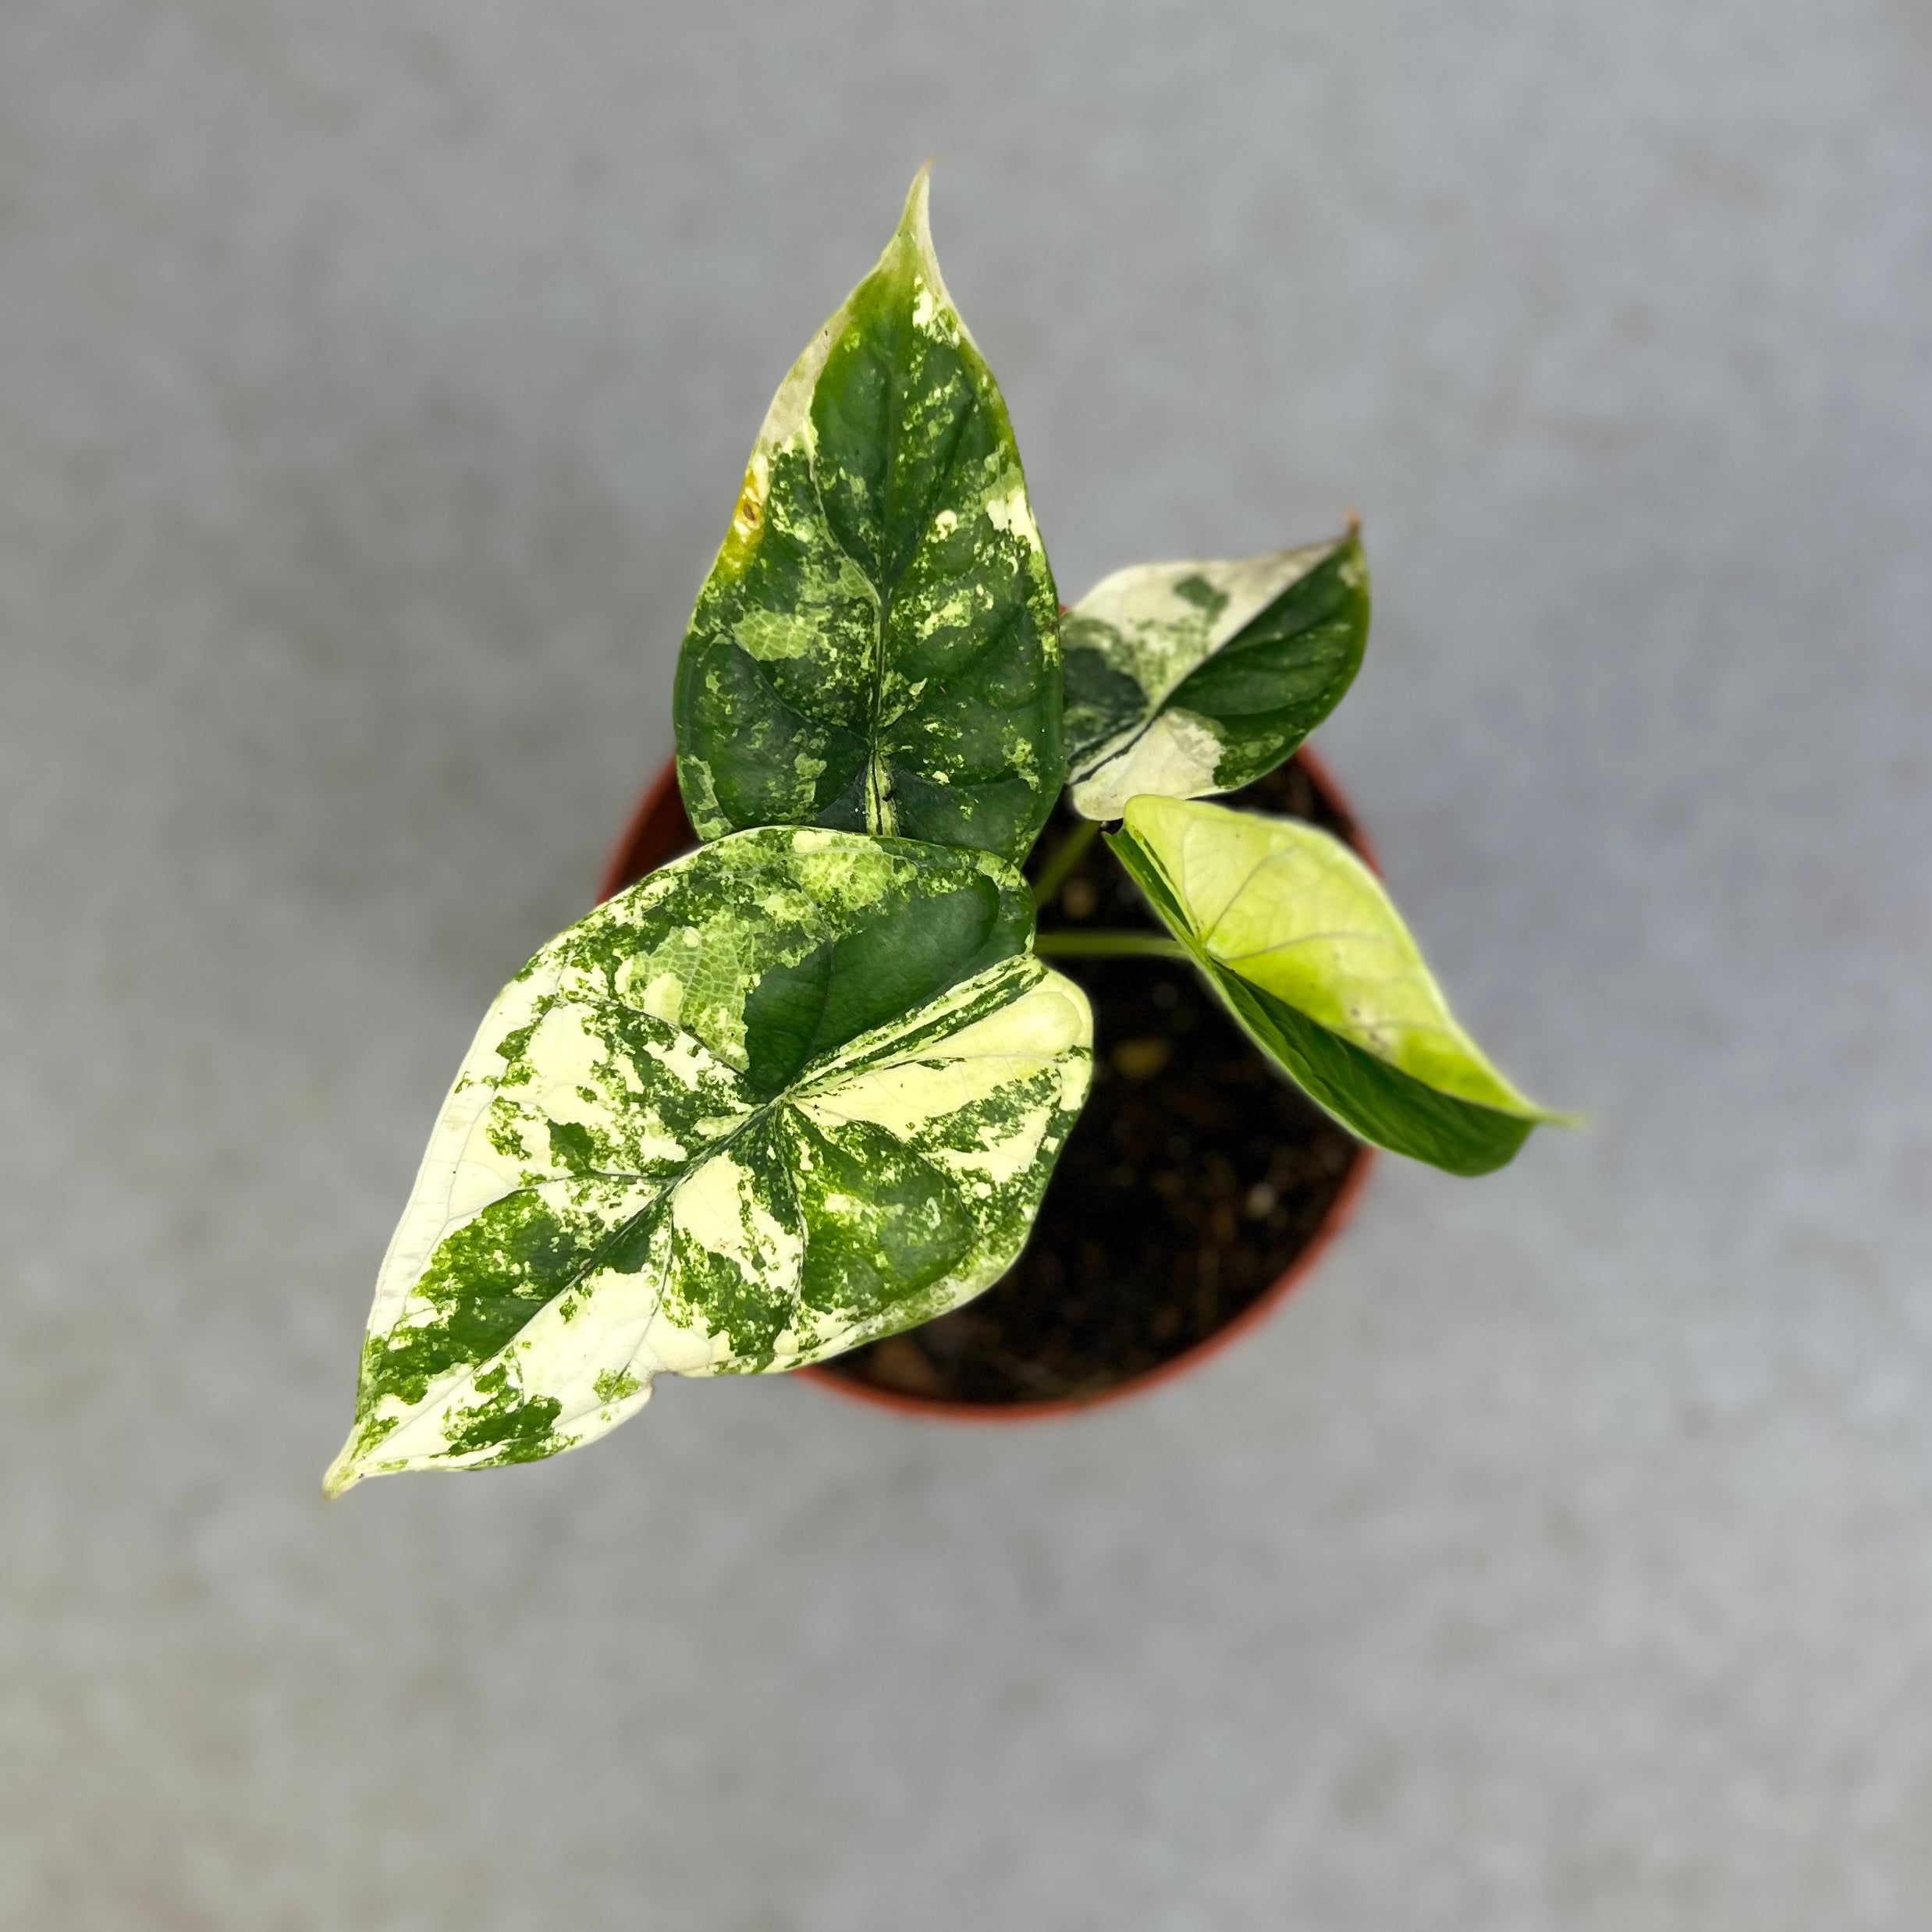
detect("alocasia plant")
[325,168,1561,1495]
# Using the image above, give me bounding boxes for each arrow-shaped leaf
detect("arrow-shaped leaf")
[325,827,1091,1493]
[1065,534,1368,821]
[673,169,1062,868]
[1107,795,1562,1175]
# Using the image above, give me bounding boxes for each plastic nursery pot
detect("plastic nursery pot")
[598,755,1376,1424]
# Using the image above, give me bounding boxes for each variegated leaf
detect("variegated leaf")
[1065,534,1368,820]
[1108,796,1562,1175]
[673,168,1062,868]
[325,827,1092,1493]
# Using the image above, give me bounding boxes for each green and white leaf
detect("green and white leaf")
[1108,796,1562,1176]
[1064,534,1369,821]
[325,827,1091,1493]
[673,167,1062,868]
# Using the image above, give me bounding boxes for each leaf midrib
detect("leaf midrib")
[802,334,982,833]
[439,961,1033,1387]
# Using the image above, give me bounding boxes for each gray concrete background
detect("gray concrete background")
[4,2,1929,1926]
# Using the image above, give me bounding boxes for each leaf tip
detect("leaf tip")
[321,1440,368,1500]
[899,158,936,241]
[890,161,953,311]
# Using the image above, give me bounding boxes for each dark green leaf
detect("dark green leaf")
[1066,534,1368,819]
[674,169,1062,867]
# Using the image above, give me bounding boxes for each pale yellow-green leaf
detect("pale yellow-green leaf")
[1109,796,1565,1173]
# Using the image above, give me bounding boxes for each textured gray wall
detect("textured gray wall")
[5,2,1930,1927]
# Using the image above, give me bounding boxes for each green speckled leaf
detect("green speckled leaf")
[674,168,1062,868]
[1108,796,1563,1175]
[1065,534,1368,820]
[325,827,1091,1493]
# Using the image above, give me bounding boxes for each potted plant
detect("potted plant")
[325,170,1561,1495]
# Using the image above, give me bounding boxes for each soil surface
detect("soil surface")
[815,756,1368,1409]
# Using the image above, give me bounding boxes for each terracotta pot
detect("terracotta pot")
[598,753,1374,1422]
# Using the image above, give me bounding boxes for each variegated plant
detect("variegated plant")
[325,168,1562,1493]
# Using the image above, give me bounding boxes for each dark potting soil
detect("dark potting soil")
[814,755,1368,1409]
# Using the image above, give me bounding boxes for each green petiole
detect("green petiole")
[1033,930,1190,962]
[1029,817,1102,910]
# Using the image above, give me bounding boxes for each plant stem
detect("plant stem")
[1030,817,1101,909]
[1034,930,1190,961]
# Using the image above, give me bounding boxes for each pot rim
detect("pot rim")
[598,747,1376,1423]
